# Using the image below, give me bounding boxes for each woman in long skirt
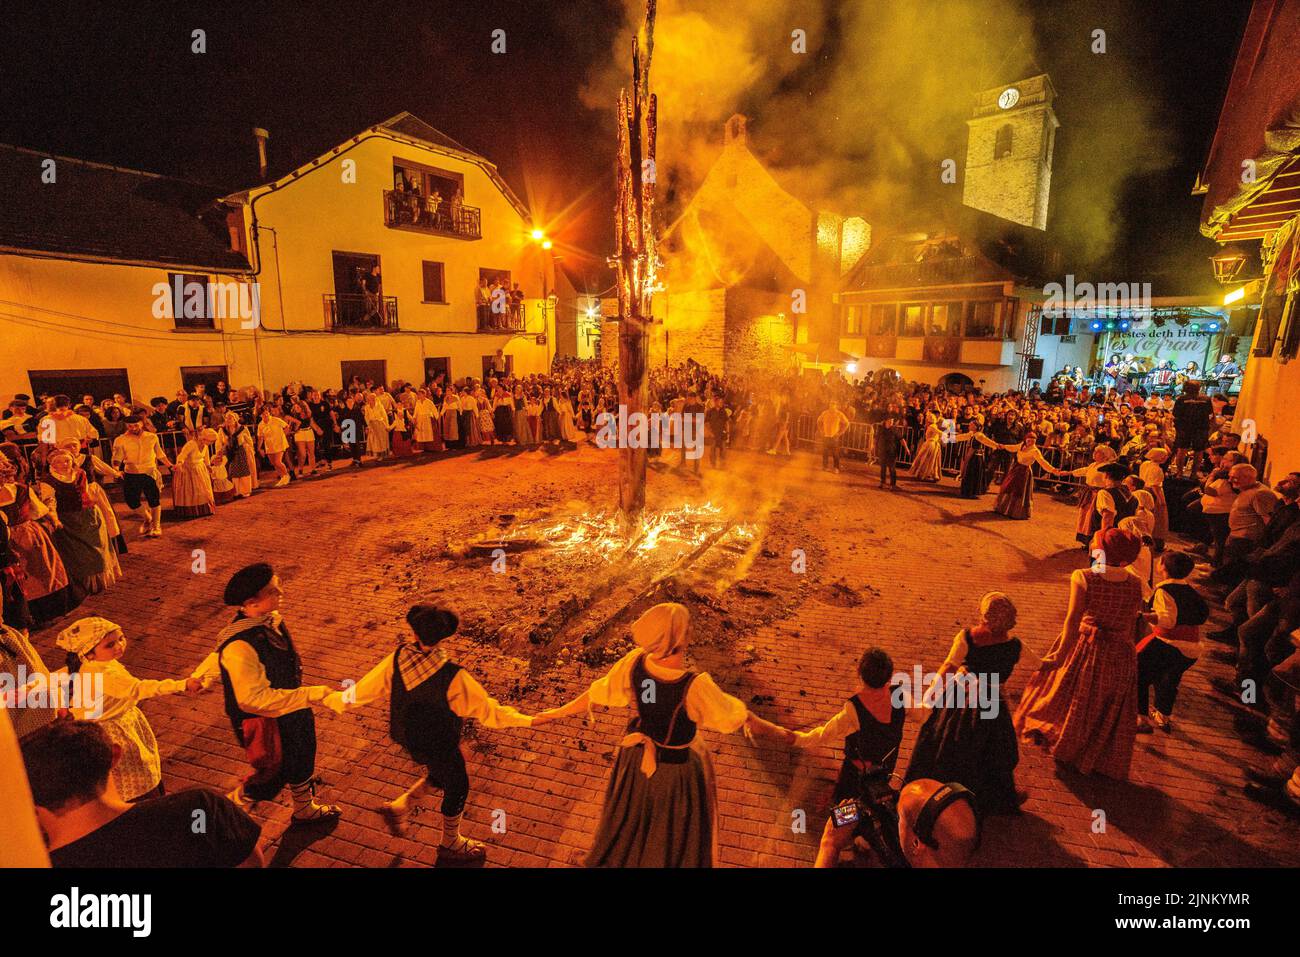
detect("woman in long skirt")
[0,450,79,623]
[413,389,443,452]
[526,392,543,445]
[1069,445,1118,547]
[904,593,1023,814]
[493,386,515,444]
[512,386,533,447]
[1014,528,1145,779]
[172,428,217,518]
[364,394,391,459]
[390,404,415,458]
[540,389,562,443]
[40,448,116,594]
[440,390,461,449]
[222,413,258,499]
[908,414,944,482]
[557,393,582,444]
[477,387,496,445]
[949,423,991,498]
[987,433,1064,519]
[540,603,778,867]
[1139,447,1171,548]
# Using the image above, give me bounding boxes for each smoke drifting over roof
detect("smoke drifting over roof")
[582,0,1178,273]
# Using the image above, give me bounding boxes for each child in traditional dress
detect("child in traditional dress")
[52,616,201,800]
[1136,550,1208,733]
[192,563,342,824]
[790,646,906,867]
[324,604,536,862]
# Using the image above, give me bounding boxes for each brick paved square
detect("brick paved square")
[27,444,1300,868]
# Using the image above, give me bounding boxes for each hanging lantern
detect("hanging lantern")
[1209,245,1249,285]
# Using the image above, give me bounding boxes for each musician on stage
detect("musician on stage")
[1150,360,1176,394]
[1175,361,1200,386]
[1207,354,1240,395]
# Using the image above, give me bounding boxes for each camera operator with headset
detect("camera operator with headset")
[788,645,982,867]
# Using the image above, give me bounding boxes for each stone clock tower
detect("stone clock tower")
[962,73,1058,230]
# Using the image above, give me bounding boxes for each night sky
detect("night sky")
[0,0,1252,291]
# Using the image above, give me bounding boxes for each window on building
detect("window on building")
[422,261,447,303]
[994,124,1014,160]
[900,304,925,337]
[964,301,1001,338]
[168,273,214,329]
[180,365,229,397]
[869,303,897,336]
[844,305,865,335]
[928,302,959,336]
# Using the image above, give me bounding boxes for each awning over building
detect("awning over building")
[1198,0,1300,243]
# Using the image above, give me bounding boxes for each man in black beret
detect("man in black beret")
[324,602,541,862]
[192,562,341,824]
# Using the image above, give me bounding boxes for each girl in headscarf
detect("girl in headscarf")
[0,446,78,623]
[51,616,200,800]
[1014,528,1146,779]
[363,392,391,459]
[172,428,218,518]
[38,447,117,593]
[907,412,944,482]
[904,593,1024,815]
[540,602,785,867]
[1069,444,1119,547]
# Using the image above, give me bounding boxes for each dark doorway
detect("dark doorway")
[331,251,382,328]
[341,360,387,391]
[180,365,229,397]
[29,368,131,403]
[424,357,450,387]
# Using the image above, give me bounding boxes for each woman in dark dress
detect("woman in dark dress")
[905,593,1023,815]
[949,421,992,498]
[540,603,782,867]
[540,388,562,443]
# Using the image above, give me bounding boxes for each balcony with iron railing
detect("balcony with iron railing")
[324,293,400,332]
[383,190,482,240]
[475,303,527,333]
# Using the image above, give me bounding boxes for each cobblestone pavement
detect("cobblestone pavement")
[31,441,1300,868]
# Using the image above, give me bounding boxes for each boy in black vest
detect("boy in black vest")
[194,562,341,824]
[1136,550,1208,732]
[324,603,538,863]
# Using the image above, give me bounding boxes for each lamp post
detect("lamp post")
[531,231,555,366]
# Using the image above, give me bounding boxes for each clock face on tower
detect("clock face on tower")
[998,87,1020,110]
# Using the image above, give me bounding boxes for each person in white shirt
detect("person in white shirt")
[110,416,173,538]
[191,563,341,824]
[324,604,538,862]
[37,396,96,449]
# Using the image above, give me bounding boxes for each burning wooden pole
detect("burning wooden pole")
[615,0,658,521]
